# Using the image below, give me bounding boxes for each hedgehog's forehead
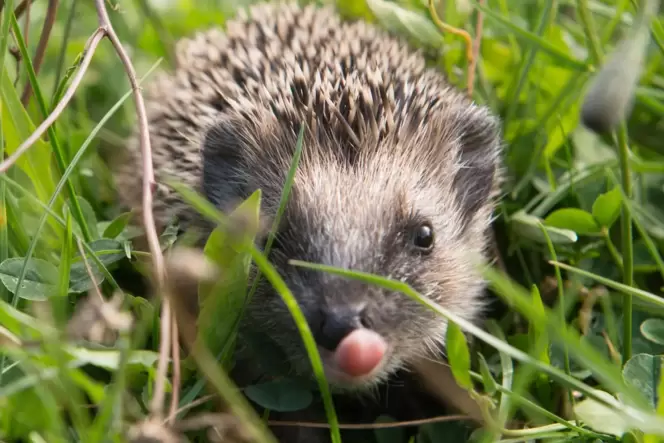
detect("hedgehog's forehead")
[285,158,414,229]
[276,163,408,268]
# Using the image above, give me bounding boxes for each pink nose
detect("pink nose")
[333,328,387,377]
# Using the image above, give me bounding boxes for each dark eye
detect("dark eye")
[412,222,435,251]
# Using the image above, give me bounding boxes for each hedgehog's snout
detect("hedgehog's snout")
[306,303,388,379]
[310,304,369,351]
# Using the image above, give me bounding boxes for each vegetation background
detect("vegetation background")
[1,0,664,442]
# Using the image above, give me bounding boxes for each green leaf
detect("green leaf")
[102,211,133,239]
[197,189,262,368]
[0,64,56,207]
[511,211,578,244]
[640,319,664,346]
[574,389,630,437]
[657,363,664,429]
[0,297,48,339]
[0,257,59,300]
[445,321,472,390]
[58,212,73,299]
[54,212,74,327]
[366,0,442,48]
[71,196,99,240]
[68,239,126,293]
[244,379,313,412]
[544,208,601,235]
[2,387,52,440]
[528,284,550,365]
[65,346,160,373]
[543,103,580,159]
[623,353,664,409]
[477,353,497,395]
[592,187,623,228]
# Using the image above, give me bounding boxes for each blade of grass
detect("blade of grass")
[529,159,619,217]
[218,123,305,366]
[86,332,132,442]
[511,73,589,199]
[469,0,591,72]
[469,370,603,438]
[10,13,93,243]
[578,0,636,365]
[549,260,664,310]
[615,125,634,363]
[1,61,57,208]
[538,222,575,414]
[601,0,632,44]
[631,0,664,54]
[605,168,664,282]
[288,259,662,426]
[167,179,342,443]
[248,249,341,443]
[51,0,77,97]
[0,0,14,302]
[42,217,92,440]
[503,0,557,128]
[577,0,604,64]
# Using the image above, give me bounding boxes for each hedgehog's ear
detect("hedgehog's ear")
[451,106,502,225]
[201,117,252,210]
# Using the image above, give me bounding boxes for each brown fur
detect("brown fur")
[115,0,502,408]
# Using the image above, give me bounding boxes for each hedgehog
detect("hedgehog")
[115,1,502,438]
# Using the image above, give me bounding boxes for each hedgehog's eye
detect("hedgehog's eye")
[412,222,435,252]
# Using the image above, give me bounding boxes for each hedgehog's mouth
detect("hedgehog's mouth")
[314,328,390,389]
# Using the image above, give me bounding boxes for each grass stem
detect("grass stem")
[615,125,634,363]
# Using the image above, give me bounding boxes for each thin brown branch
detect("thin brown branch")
[21,0,59,106]
[0,0,36,20]
[467,0,485,96]
[267,414,473,429]
[167,316,180,423]
[166,394,217,421]
[11,0,36,18]
[428,0,474,83]
[21,0,29,50]
[0,28,105,173]
[91,0,171,419]
[0,0,36,81]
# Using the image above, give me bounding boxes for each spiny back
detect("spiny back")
[115,2,501,233]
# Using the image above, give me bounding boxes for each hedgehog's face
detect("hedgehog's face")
[241,157,495,392]
[201,103,501,391]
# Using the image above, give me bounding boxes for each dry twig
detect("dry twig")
[0,28,105,173]
[0,0,36,17]
[21,0,58,105]
[21,0,29,51]
[91,0,173,419]
[167,315,181,424]
[427,0,485,97]
[267,414,473,429]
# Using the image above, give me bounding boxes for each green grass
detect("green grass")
[1,0,664,442]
